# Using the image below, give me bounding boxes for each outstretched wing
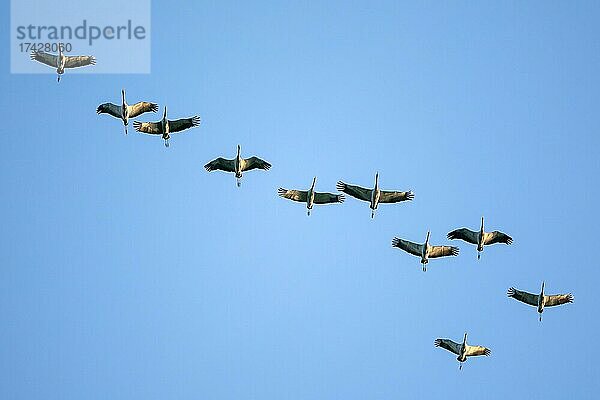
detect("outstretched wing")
[465,345,491,357]
[204,158,235,172]
[30,51,57,67]
[434,339,461,355]
[313,192,344,204]
[336,181,372,202]
[133,121,162,135]
[447,228,478,244]
[64,55,96,68]
[428,245,459,258]
[379,190,414,203]
[128,102,159,118]
[544,293,574,307]
[168,116,201,133]
[242,157,271,172]
[278,188,308,203]
[507,287,539,307]
[391,237,423,257]
[96,103,122,118]
[483,231,513,245]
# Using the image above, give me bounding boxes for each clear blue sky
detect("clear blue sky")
[1,1,598,399]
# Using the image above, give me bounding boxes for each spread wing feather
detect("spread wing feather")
[96,103,122,118]
[128,102,159,118]
[204,158,235,172]
[169,116,201,133]
[483,231,513,245]
[434,339,461,355]
[242,157,271,172]
[391,237,423,257]
[379,190,414,203]
[465,345,491,357]
[447,228,478,244]
[428,245,459,258]
[278,188,308,203]
[30,51,57,67]
[507,287,539,307]
[544,293,574,307]
[336,181,372,202]
[313,192,344,204]
[133,121,162,135]
[64,55,96,68]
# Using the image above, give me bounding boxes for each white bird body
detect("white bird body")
[57,45,65,75]
[234,148,243,179]
[121,90,129,125]
[370,173,381,217]
[477,217,485,253]
[306,177,317,215]
[161,107,170,142]
[421,231,431,265]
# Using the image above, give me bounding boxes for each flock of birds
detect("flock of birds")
[30,46,575,370]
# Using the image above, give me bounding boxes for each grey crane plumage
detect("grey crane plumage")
[279,177,344,216]
[133,106,200,147]
[447,216,512,259]
[508,281,573,321]
[337,172,413,218]
[97,89,158,135]
[30,45,96,82]
[392,231,459,271]
[435,333,491,370]
[204,145,271,186]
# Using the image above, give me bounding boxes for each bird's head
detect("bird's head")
[425,230,430,243]
[237,144,241,155]
[541,281,545,295]
[312,176,317,187]
[163,106,168,119]
[463,332,468,344]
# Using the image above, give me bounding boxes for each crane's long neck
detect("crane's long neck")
[374,173,379,191]
[480,216,485,234]
[540,281,545,300]
[122,90,127,108]
[425,231,430,247]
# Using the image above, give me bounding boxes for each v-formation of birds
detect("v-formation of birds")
[31,49,574,370]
